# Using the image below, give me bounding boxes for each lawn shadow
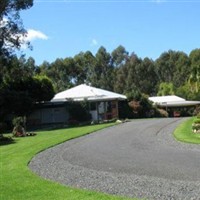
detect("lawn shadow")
[27,120,116,133]
[0,136,16,146]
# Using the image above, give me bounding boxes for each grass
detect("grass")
[0,123,137,200]
[174,117,200,144]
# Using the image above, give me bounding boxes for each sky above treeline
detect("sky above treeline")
[20,0,200,65]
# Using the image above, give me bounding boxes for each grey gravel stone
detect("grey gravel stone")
[29,118,200,200]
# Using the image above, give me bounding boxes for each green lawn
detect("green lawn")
[0,123,137,200]
[174,117,200,144]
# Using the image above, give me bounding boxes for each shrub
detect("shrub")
[0,122,7,134]
[126,92,155,118]
[12,116,25,127]
[155,108,168,118]
[12,116,26,137]
[193,119,200,124]
[192,118,200,133]
[68,102,91,123]
[118,100,134,119]
[193,106,200,117]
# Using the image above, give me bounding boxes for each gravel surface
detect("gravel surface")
[29,118,200,200]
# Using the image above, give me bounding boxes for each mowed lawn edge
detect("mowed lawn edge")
[173,117,200,144]
[1,123,138,200]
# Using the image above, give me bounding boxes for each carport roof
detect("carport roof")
[149,95,200,107]
[51,84,127,102]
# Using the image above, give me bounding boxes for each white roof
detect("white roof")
[51,84,127,102]
[149,95,200,107]
[149,95,185,103]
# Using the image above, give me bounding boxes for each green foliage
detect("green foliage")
[135,58,158,95]
[192,123,200,132]
[0,0,33,57]
[68,101,91,123]
[33,75,55,102]
[126,87,142,102]
[193,119,200,124]
[188,65,200,93]
[0,88,33,118]
[172,52,190,87]
[92,46,114,91]
[176,81,200,101]
[156,108,169,118]
[118,100,136,119]
[111,45,128,67]
[126,89,155,118]
[157,82,175,96]
[192,118,200,133]
[12,116,26,137]
[0,122,7,134]
[0,74,55,120]
[12,116,25,127]
[114,65,128,94]
[155,50,189,84]
[0,57,55,124]
[36,46,200,105]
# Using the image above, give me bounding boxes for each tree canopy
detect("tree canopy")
[0,0,56,126]
[36,46,200,101]
[0,0,33,57]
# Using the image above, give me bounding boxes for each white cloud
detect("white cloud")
[25,29,48,42]
[91,39,98,46]
[20,29,48,49]
[0,18,48,42]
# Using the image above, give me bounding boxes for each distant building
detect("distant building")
[149,95,200,117]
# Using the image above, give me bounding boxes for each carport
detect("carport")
[149,95,200,116]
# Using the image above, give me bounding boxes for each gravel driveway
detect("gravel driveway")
[29,118,200,200]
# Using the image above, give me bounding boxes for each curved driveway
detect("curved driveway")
[29,118,200,200]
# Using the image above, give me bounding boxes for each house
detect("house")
[149,95,200,117]
[27,84,127,126]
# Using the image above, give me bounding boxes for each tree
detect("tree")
[124,53,141,94]
[32,75,55,102]
[0,1,34,131]
[114,64,128,94]
[189,49,200,93]
[155,50,186,84]
[0,0,33,57]
[0,75,55,120]
[52,58,73,92]
[73,52,95,85]
[24,56,37,75]
[157,82,175,96]
[90,46,114,90]
[155,50,191,96]
[134,57,158,95]
[112,46,129,94]
[111,45,128,68]
[0,55,36,84]
[39,58,73,93]
[126,88,154,118]
[172,52,190,88]
[82,51,96,85]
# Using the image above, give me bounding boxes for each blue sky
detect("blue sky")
[20,0,200,65]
